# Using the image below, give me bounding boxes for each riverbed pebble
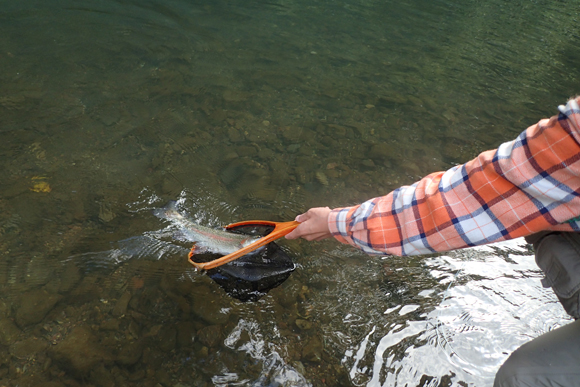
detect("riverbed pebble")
[295,319,313,331]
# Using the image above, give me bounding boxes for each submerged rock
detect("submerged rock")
[116,339,143,366]
[153,325,176,353]
[155,368,173,386]
[9,337,49,359]
[279,126,303,142]
[228,127,243,142]
[361,159,376,169]
[49,326,113,376]
[315,171,329,186]
[235,145,258,157]
[176,321,196,349]
[112,291,132,317]
[89,363,116,387]
[98,202,116,223]
[99,318,120,331]
[16,289,60,327]
[59,264,82,293]
[197,325,222,348]
[223,89,249,103]
[26,255,54,286]
[368,143,396,162]
[9,375,60,387]
[302,336,323,363]
[190,285,228,325]
[0,318,21,346]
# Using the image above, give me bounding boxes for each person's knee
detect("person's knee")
[529,231,580,319]
[494,320,580,387]
[493,350,527,387]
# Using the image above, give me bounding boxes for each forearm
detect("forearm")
[329,97,580,256]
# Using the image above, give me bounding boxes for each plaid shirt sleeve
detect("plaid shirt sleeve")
[328,97,580,256]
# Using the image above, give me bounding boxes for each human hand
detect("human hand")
[285,207,332,241]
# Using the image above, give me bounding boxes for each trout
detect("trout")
[153,202,260,255]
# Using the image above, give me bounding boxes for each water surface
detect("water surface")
[0,0,578,385]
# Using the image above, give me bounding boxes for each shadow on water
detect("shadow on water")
[0,0,579,385]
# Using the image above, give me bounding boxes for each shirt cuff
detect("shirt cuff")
[328,206,354,245]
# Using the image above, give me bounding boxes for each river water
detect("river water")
[0,0,578,386]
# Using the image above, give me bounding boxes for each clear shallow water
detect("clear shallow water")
[0,0,578,386]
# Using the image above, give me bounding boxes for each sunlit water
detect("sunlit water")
[0,0,578,386]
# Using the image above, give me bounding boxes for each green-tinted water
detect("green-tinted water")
[0,0,578,385]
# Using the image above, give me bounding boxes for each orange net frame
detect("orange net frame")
[187,220,299,270]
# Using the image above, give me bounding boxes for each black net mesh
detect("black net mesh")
[189,225,295,302]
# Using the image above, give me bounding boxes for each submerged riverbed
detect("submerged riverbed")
[0,0,578,385]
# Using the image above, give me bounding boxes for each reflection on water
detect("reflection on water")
[0,0,578,385]
[336,239,571,386]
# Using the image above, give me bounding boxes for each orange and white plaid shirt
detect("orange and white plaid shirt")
[329,97,580,256]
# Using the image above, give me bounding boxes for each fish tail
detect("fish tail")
[188,242,208,257]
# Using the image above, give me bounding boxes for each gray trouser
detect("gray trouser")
[494,232,580,387]
[493,319,580,386]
